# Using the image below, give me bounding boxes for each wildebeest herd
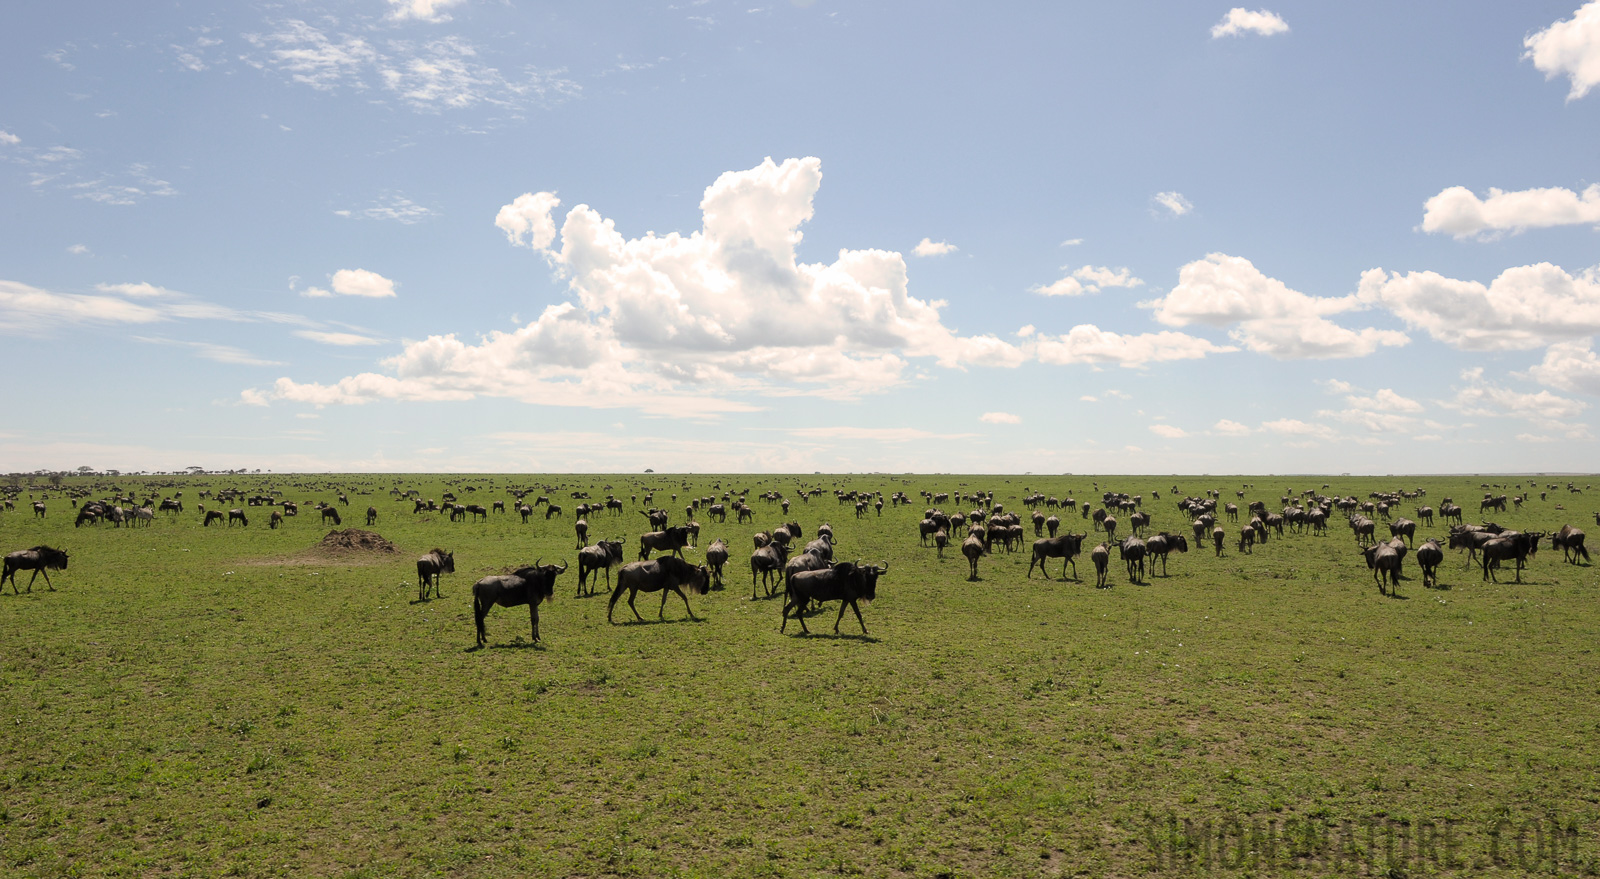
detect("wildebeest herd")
[4,476,1595,646]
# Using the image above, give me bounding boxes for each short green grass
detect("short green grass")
[2,473,1599,877]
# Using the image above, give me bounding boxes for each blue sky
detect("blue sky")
[4,1,1600,474]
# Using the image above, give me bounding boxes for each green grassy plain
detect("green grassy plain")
[3,473,1599,878]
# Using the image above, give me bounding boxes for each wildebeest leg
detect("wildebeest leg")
[671,586,698,621]
[36,568,53,591]
[837,599,867,635]
[528,604,540,643]
[626,589,645,622]
[474,597,489,647]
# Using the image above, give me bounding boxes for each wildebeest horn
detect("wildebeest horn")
[878,560,888,573]
[556,560,569,572]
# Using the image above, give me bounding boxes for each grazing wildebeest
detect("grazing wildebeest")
[228,509,249,527]
[270,510,283,529]
[320,507,340,526]
[608,556,709,623]
[781,561,885,636]
[1238,527,1255,554]
[574,518,589,549]
[639,526,692,560]
[750,541,790,598]
[416,548,455,600]
[159,498,183,515]
[493,500,505,514]
[204,510,225,527]
[1416,538,1444,588]
[1552,525,1590,564]
[1090,542,1111,588]
[366,506,379,526]
[473,561,567,646]
[1212,527,1226,557]
[545,504,563,520]
[1361,541,1403,596]
[577,539,626,596]
[3,546,69,593]
[704,538,730,588]
[1145,532,1187,576]
[1027,533,1086,580]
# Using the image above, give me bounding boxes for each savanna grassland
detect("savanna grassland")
[3,473,1600,879]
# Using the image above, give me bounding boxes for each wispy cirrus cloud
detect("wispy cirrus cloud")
[1031,265,1143,297]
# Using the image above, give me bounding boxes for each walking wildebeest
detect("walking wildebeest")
[576,539,625,597]
[1145,532,1187,576]
[1119,537,1146,583]
[750,541,790,598]
[574,518,589,549]
[417,548,455,600]
[639,526,692,560]
[961,533,987,581]
[473,561,567,646]
[1552,525,1590,564]
[1416,538,1444,588]
[608,556,709,623]
[1212,526,1226,557]
[703,538,730,588]
[366,506,378,526]
[3,546,69,593]
[32,502,45,518]
[1361,541,1403,596]
[781,561,884,636]
[228,509,249,527]
[1027,533,1086,580]
[1090,542,1111,588]
[1480,532,1542,583]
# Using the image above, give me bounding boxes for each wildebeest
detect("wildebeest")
[270,510,284,529]
[933,529,949,558]
[1027,533,1085,580]
[1416,538,1444,588]
[750,541,791,598]
[416,548,455,600]
[1212,526,1226,557]
[704,538,730,588]
[576,539,625,596]
[366,506,379,526]
[608,556,709,623]
[1145,532,1187,576]
[1388,518,1416,547]
[1361,541,1403,596]
[1119,537,1146,583]
[3,545,69,593]
[228,509,249,527]
[1552,525,1590,564]
[32,502,45,518]
[545,504,563,519]
[1480,532,1542,583]
[574,518,589,549]
[639,526,692,560]
[1090,542,1111,588]
[781,561,884,636]
[961,533,987,581]
[473,561,567,646]
[320,507,340,526]
[204,510,225,527]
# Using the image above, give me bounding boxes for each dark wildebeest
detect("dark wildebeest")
[518,503,533,523]
[3,546,69,593]
[1129,511,1150,536]
[320,507,340,526]
[204,510,225,527]
[228,509,249,527]
[781,561,885,636]
[1416,506,1434,526]
[1480,532,1542,583]
[545,504,563,520]
[704,538,730,588]
[493,500,505,514]
[1090,542,1111,588]
[639,526,692,560]
[608,556,709,623]
[270,510,284,529]
[1552,525,1590,564]
[1119,537,1146,583]
[1046,515,1060,537]
[473,561,567,646]
[417,548,455,600]
[1145,532,1187,576]
[32,502,45,518]
[1032,510,1046,536]
[1416,538,1444,589]
[1103,515,1119,545]
[159,498,183,515]
[1237,527,1255,554]
[1388,518,1416,548]
[750,541,790,599]
[576,539,625,597]
[933,529,949,558]
[366,506,379,526]
[574,518,589,549]
[1027,533,1085,580]
[961,533,988,581]
[1361,541,1403,595]
[1212,527,1226,557]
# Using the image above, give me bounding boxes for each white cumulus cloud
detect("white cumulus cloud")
[1032,265,1144,297]
[388,0,466,22]
[1360,262,1600,351]
[1150,424,1188,438]
[0,130,19,146]
[1524,1,1600,100]
[913,238,957,257]
[303,269,397,299]
[980,411,1020,424]
[1211,419,1251,436]
[1029,324,1236,367]
[249,157,1026,414]
[1524,338,1600,396]
[1442,367,1588,425]
[1421,183,1600,239]
[1211,8,1289,38]
[1152,253,1409,359]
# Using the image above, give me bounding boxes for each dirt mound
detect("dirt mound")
[313,528,401,555]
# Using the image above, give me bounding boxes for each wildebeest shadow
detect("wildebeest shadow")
[463,641,546,652]
[409,597,442,606]
[611,616,707,626]
[787,631,880,643]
